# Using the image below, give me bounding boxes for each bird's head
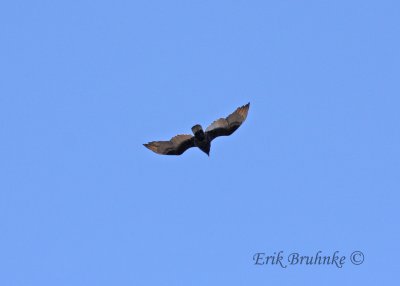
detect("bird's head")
[191,124,205,140]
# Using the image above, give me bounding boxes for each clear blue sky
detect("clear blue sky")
[1,1,399,285]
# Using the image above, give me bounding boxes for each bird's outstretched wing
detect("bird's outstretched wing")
[143,134,195,155]
[205,103,250,141]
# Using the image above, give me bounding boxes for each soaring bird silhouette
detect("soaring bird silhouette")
[143,103,250,156]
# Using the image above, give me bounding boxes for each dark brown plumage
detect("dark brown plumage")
[143,103,250,156]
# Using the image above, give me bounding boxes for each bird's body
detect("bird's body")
[191,124,210,155]
[144,103,250,156]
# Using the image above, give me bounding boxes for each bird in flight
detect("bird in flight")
[144,103,250,156]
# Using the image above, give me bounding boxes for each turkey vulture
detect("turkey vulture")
[143,103,250,156]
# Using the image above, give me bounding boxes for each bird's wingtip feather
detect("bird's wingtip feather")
[143,142,157,152]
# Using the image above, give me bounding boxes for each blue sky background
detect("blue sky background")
[1,0,399,285]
